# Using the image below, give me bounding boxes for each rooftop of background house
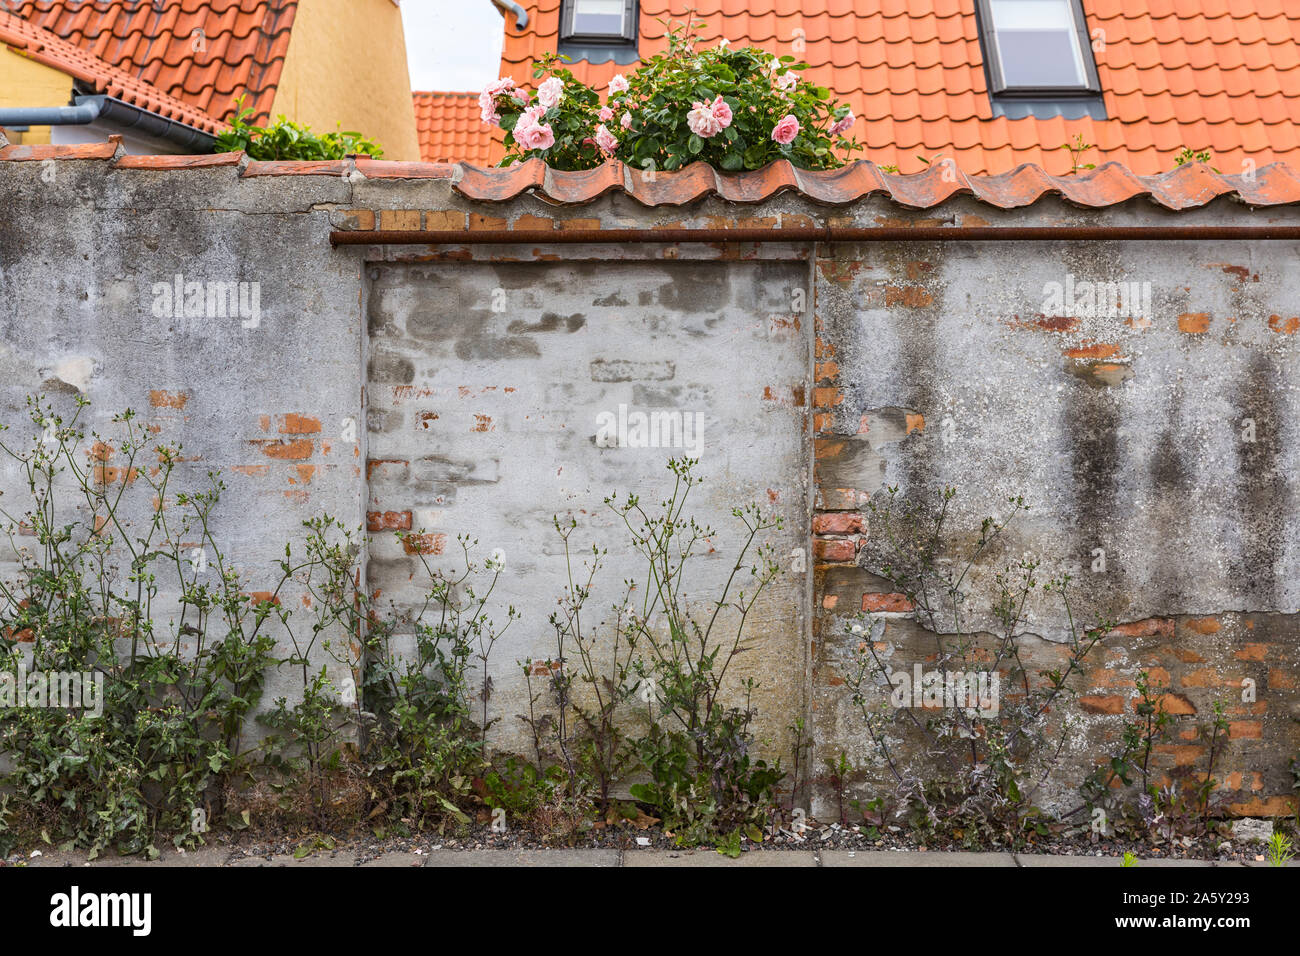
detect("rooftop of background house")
[12,0,298,126]
[414,0,1300,175]
[0,8,228,135]
[413,91,498,166]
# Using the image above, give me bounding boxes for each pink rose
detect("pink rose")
[513,108,555,151]
[771,114,800,145]
[710,95,733,128]
[621,111,633,130]
[599,105,614,122]
[776,70,799,92]
[537,76,564,110]
[687,100,723,138]
[608,74,629,95]
[829,110,855,137]
[595,124,619,153]
[687,95,731,139]
[478,77,515,126]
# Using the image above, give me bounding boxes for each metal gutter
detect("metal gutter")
[0,94,215,152]
[331,225,1300,246]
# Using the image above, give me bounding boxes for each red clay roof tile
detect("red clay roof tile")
[0,10,228,134]
[13,0,297,125]
[412,91,500,165]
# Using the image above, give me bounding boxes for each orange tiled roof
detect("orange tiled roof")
[0,9,228,134]
[413,91,498,165]
[13,0,298,126]
[446,0,1300,176]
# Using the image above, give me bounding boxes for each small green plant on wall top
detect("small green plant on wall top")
[214,97,384,160]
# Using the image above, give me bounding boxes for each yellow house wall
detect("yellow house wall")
[273,0,420,161]
[0,46,73,145]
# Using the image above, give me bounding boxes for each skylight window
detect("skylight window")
[978,0,1100,95]
[560,0,637,45]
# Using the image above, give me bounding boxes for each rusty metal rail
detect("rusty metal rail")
[331,225,1300,246]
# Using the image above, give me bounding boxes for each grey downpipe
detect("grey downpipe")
[491,0,529,30]
[0,98,102,128]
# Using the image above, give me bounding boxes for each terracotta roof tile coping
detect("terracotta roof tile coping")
[3,149,1300,211]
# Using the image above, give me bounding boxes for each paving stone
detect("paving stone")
[823,850,1016,867]
[1014,854,1212,867]
[623,849,816,867]
[421,849,621,867]
[357,852,426,867]
[228,851,359,867]
[19,847,231,868]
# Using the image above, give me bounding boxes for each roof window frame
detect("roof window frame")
[975,0,1102,98]
[558,0,638,47]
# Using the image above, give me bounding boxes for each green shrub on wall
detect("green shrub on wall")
[214,97,384,161]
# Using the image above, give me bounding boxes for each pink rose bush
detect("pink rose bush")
[480,21,860,172]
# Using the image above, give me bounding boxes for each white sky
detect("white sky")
[402,0,506,92]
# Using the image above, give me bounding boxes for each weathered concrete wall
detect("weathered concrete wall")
[811,202,1300,817]
[2,144,1298,819]
[364,258,809,755]
[0,150,366,707]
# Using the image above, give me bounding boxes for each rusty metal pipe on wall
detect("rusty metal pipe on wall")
[330,225,1300,246]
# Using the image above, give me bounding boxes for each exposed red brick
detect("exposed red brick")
[813,513,864,535]
[254,439,313,461]
[1228,720,1262,739]
[402,532,447,555]
[278,413,322,435]
[1108,618,1175,639]
[1079,694,1125,715]
[367,511,412,532]
[366,459,409,479]
[1155,693,1197,716]
[861,593,914,613]
[149,389,188,409]
[1154,744,1205,767]
[1063,342,1122,360]
[380,209,421,231]
[1227,796,1296,816]
[813,388,843,408]
[814,539,856,562]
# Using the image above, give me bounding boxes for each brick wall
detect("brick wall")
[2,146,1297,817]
